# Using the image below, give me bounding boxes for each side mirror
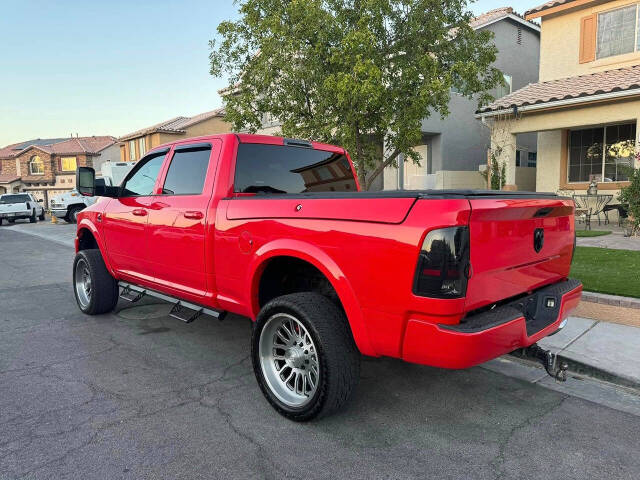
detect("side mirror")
[37,199,43,203]
[77,167,96,197]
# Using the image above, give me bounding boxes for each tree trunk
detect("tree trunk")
[364,149,401,191]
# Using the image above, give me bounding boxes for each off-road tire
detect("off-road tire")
[68,205,83,224]
[252,292,360,421]
[8,218,15,224]
[39,210,45,221]
[73,249,119,315]
[29,210,36,223]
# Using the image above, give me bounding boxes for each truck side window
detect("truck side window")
[234,144,357,194]
[162,146,211,195]
[121,152,167,197]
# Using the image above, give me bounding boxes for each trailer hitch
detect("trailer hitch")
[522,343,568,382]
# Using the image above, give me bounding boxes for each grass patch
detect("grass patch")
[570,246,640,298]
[575,230,611,238]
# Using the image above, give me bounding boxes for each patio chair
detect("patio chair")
[603,203,629,227]
[557,189,587,225]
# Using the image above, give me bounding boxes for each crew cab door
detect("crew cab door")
[101,149,168,282]
[146,141,219,297]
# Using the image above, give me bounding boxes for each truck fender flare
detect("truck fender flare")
[76,219,116,277]
[248,239,377,357]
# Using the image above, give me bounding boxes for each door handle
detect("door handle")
[132,208,147,216]
[184,211,204,220]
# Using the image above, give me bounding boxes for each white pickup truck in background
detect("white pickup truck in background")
[0,193,45,226]
[50,161,135,223]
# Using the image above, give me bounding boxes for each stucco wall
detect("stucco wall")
[426,18,540,173]
[515,166,537,191]
[539,0,640,82]
[93,143,120,173]
[536,130,564,193]
[435,170,487,189]
[120,116,232,161]
[184,117,232,137]
[385,17,540,190]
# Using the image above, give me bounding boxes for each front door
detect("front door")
[101,150,168,282]
[146,141,219,297]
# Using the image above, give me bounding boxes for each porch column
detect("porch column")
[490,126,517,190]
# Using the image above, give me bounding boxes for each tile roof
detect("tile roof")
[0,136,116,159]
[525,0,585,18]
[118,108,226,141]
[0,175,21,183]
[470,7,539,30]
[477,64,640,114]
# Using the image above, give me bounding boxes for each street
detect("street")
[1,226,640,480]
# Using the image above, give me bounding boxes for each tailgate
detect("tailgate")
[0,203,27,213]
[465,197,575,311]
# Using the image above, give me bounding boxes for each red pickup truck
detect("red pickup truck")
[73,133,582,420]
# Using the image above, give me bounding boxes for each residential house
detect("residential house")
[477,0,640,200]
[384,7,541,191]
[118,108,230,162]
[0,136,118,204]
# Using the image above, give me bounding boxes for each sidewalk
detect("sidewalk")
[538,316,640,388]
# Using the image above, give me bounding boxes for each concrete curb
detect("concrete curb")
[581,291,640,310]
[510,350,640,392]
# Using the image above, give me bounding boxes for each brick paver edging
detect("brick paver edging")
[581,291,640,310]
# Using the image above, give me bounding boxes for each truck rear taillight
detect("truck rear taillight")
[413,226,470,298]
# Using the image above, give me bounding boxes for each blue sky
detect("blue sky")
[0,0,541,146]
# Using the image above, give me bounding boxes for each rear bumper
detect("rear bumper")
[401,279,582,369]
[0,210,30,219]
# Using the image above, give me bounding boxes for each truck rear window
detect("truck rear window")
[234,143,357,194]
[0,194,30,204]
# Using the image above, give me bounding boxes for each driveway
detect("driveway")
[1,227,640,479]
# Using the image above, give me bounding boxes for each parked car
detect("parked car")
[50,162,135,223]
[71,134,582,420]
[50,178,110,223]
[0,193,45,225]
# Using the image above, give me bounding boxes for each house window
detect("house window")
[528,152,537,168]
[29,155,44,175]
[60,156,77,172]
[596,4,639,59]
[129,140,136,161]
[568,123,636,183]
[496,73,512,98]
[139,137,146,157]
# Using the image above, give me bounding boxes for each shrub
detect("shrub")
[619,152,640,235]
[480,149,506,190]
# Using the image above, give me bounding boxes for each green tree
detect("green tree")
[210,0,503,190]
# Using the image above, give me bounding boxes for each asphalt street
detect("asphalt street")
[1,226,640,479]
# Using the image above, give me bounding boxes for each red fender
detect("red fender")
[76,219,116,278]
[247,239,377,357]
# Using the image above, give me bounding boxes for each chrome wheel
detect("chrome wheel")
[259,313,320,407]
[74,258,92,309]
